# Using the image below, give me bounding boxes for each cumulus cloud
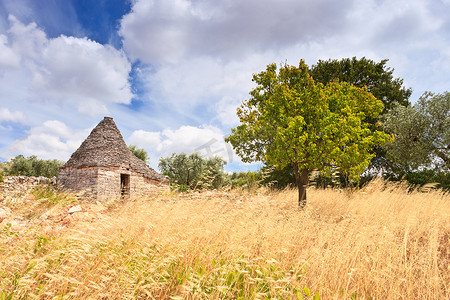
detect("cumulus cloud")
[128,129,162,151]
[128,125,238,167]
[11,120,90,161]
[119,0,450,120]
[0,34,20,68]
[0,107,27,124]
[0,16,133,116]
[139,53,268,127]
[119,0,352,64]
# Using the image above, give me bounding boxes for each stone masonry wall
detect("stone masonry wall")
[131,174,169,198]
[58,167,98,199]
[96,168,121,201]
[59,166,169,201]
[97,167,169,200]
[0,176,56,198]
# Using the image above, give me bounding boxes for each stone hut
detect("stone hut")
[58,117,169,200]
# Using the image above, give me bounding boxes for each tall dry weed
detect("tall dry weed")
[0,180,449,298]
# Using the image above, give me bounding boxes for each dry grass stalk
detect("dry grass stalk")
[1,179,449,299]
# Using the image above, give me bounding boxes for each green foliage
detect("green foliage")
[226,60,391,204]
[268,57,413,187]
[128,145,149,163]
[229,171,262,191]
[309,57,411,112]
[261,165,296,189]
[383,91,450,171]
[159,152,228,190]
[386,169,450,191]
[3,155,63,178]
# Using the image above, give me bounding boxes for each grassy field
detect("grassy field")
[0,180,449,299]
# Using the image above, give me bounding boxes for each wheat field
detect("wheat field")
[1,180,449,299]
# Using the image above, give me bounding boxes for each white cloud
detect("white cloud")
[0,34,20,68]
[140,53,267,127]
[10,120,90,161]
[0,107,27,124]
[1,16,134,116]
[129,130,162,151]
[120,0,450,110]
[214,96,241,127]
[31,35,133,114]
[128,125,239,167]
[119,0,353,64]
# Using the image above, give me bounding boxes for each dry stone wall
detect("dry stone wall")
[58,167,98,199]
[97,167,169,200]
[96,168,121,201]
[131,173,169,198]
[59,166,169,201]
[0,176,56,197]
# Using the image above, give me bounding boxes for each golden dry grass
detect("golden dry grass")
[1,180,449,299]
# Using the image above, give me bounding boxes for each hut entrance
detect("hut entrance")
[120,174,130,198]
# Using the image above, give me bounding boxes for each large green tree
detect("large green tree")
[383,91,450,171]
[264,57,412,187]
[226,61,391,207]
[159,152,227,190]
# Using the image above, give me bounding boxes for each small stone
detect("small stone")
[67,204,83,214]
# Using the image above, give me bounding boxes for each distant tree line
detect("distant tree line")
[0,155,64,179]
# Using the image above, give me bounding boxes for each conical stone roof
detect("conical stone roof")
[61,117,166,181]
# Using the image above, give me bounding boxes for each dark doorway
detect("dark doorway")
[120,174,130,198]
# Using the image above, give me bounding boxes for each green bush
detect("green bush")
[229,171,262,190]
[386,169,450,190]
[3,155,64,178]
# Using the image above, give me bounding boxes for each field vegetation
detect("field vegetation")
[1,180,448,299]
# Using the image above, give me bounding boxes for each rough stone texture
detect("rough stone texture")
[0,176,56,197]
[58,117,169,200]
[58,167,99,199]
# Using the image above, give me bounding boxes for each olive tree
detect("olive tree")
[383,91,450,171]
[159,152,227,190]
[3,155,63,178]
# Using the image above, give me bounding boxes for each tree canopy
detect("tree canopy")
[309,57,412,112]
[159,152,227,190]
[262,57,412,187]
[226,60,391,206]
[128,145,149,163]
[1,155,63,178]
[383,91,450,171]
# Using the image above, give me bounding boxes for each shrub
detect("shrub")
[3,155,64,178]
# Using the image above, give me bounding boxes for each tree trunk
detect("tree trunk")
[293,164,309,208]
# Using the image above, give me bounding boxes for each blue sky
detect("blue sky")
[0,0,450,172]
